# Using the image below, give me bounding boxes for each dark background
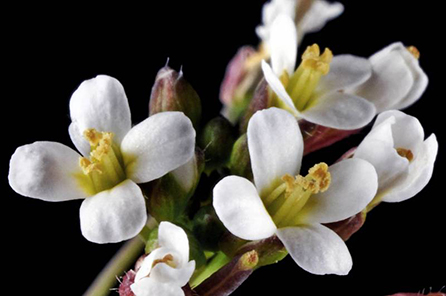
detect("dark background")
[2,1,444,295]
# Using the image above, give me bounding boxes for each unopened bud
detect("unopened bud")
[240,79,272,133]
[193,205,227,251]
[228,134,253,181]
[198,116,235,174]
[149,65,202,128]
[325,210,366,241]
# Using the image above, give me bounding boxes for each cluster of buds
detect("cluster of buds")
[7,1,439,296]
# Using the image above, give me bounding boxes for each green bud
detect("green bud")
[149,65,202,128]
[192,205,226,251]
[143,148,203,223]
[198,116,235,174]
[228,133,253,181]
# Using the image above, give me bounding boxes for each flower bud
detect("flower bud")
[149,65,202,128]
[239,78,272,133]
[220,46,265,124]
[325,210,366,241]
[193,204,227,251]
[118,270,136,296]
[143,148,203,222]
[228,134,253,181]
[198,116,235,174]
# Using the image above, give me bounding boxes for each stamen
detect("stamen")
[84,128,104,147]
[301,44,333,75]
[270,163,331,227]
[152,254,176,268]
[407,46,420,60]
[396,148,414,162]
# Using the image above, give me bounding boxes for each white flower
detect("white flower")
[354,110,437,205]
[351,42,428,113]
[131,222,195,296]
[213,108,378,275]
[8,75,196,244]
[256,0,344,48]
[261,15,376,130]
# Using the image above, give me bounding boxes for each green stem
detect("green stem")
[189,251,231,288]
[83,236,145,296]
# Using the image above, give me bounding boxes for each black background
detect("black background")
[2,1,444,295]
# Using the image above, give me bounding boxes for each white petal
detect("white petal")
[373,110,425,154]
[213,176,277,241]
[354,43,418,113]
[277,224,352,275]
[79,180,147,244]
[299,1,344,34]
[261,60,299,116]
[269,14,298,76]
[319,55,372,93]
[247,108,303,195]
[170,153,198,193]
[355,139,409,192]
[301,92,376,130]
[382,134,438,203]
[121,112,196,184]
[69,75,132,156]
[135,247,174,281]
[158,222,190,263]
[151,261,195,287]
[131,277,184,296]
[8,141,89,202]
[256,0,296,43]
[296,159,378,224]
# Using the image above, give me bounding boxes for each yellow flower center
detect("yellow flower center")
[78,129,126,193]
[283,44,333,112]
[263,163,331,228]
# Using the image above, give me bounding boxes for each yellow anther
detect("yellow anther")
[307,162,331,193]
[79,157,103,175]
[301,44,333,75]
[90,132,114,161]
[152,254,176,268]
[282,174,297,194]
[407,46,420,60]
[396,148,414,162]
[83,128,103,146]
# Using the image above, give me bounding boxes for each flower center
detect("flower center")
[264,163,331,228]
[283,44,333,112]
[79,129,126,193]
[396,147,414,162]
[152,254,176,269]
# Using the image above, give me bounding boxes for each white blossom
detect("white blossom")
[8,75,196,244]
[213,108,378,275]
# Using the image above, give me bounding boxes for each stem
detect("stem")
[189,251,231,288]
[83,237,145,296]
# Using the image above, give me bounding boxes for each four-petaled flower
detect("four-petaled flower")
[131,222,195,296]
[8,75,196,244]
[213,108,378,275]
[261,15,376,130]
[353,110,437,208]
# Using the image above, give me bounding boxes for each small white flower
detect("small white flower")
[213,108,378,275]
[351,42,428,113]
[8,75,196,244]
[256,0,344,48]
[131,222,195,296]
[354,110,437,205]
[261,15,376,130]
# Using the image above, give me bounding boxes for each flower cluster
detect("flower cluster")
[8,0,438,295]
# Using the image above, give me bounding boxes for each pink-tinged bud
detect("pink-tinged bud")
[220,46,265,124]
[240,79,272,133]
[325,210,366,241]
[300,120,361,155]
[149,65,202,128]
[118,270,136,296]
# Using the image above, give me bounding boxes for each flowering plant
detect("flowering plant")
[5,1,444,295]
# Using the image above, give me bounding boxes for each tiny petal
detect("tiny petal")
[79,180,147,244]
[121,112,196,184]
[247,108,303,195]
[151,260,196,287]
[131,277,184,296]
[158,222,190,264]
[277,224,352,275]
[299,1,344,35]
[213,176,277,241]
[8,141,89,201]
[69,75,132,156]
